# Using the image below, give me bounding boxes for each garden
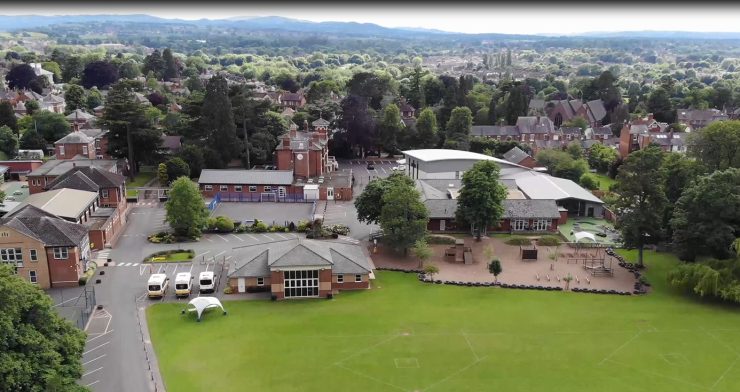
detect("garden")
[148,250,740,392]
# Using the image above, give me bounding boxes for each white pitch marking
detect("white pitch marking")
[85,380,100,387]
[216,234,229,242]
[83,341,110,355]
[82,354,107,366]
[231,234,244,242]
[214,250,226,258]
[132,263,139,267]
[204,237,214,243]
[82,367,103,378]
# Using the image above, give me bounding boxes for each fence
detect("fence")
[53,286,97,330]
[215,192,312,203]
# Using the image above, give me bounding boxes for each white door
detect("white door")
[439,219,446,231]
[237,278,246,293]
[278,187,286,198]
[327,187,334,200]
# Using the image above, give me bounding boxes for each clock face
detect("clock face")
[296,153,304,160]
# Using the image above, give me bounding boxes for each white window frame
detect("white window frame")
[0,248,23,265]
[234,185,243,192]
[355,274,362,282]
[533,219,551,231]
[53,247,68,260]
[101,189,109,198]
[29,270,37,284]
[59,145,65,156]
[283,270,319,298]
[30,249,38,262]
[204,185,213,191]
[257,277,264,286]
[337,274,344,283]
[249,186,257,192]
[82,145,88,155]
[220,185,228,192]
[512,219,527,231]
[264,186,272,192]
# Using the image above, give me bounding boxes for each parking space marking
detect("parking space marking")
[83,341,110,355]
[83,354,107,366]
[275,233,289,240]
[380,167,387,174]
[205,237,214,243]
[85,380,100,387]
[82,367,103,377]
[123,262,132,267]
[194,251,211,260]
[86,329,114,343]
[188,263,194,274]
[231,234,244,242]
[214,250,227,258]
[140,265,151,276]
[216,234,229,242]
[132,263,139,267]
[172,264,179,275]
[156,264,164,274]
[246,234,259,241]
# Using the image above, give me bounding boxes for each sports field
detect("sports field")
[147,250,740,392]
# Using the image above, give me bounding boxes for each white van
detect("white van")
[147,274,169,298]
[175,272,194,298]
[199,271,215,294]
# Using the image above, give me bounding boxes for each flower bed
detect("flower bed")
[144,249,195,263]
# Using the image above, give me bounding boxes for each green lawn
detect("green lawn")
[125,172,156,198]
[148,251,740,392]
[591,172,617,191]
[146,251,194,263]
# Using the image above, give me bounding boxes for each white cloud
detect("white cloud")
[2,5,740,34]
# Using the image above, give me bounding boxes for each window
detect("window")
[234,185,243,192]
[220,185,228,192]
[31,179,40,186]
[101,189,109,198]
[264,186,272,192]
[30,249,37,262]
[0,248,23,265]
[249,186,257,192]
[59,145,65,156]
[204,185,213,191]
[533,219,552,231]
[82,145,88,155]
[257,277,264,286]
[283,270,319,298]
[337,274,344,283]
[512,219,527,231]
[96,155,104,160]
[53,247,68,260]
[355,274,362,282]
[29,271,37,284]
[278,187,286,197]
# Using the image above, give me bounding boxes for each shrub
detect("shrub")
[426,234,456,245]
[252,220,269,233]
[78,263,97,286]
[296,220,310,233]
[223,286,234,295]
[215,216,235,232]
[324,224,350,236]
[288,221,296,231]
[505,237,532,246]
[206,217,218,230]
[579,173,599,190]
[538,236,561,246]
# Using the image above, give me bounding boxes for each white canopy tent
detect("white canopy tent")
[182,297,227,322]
[574,231,597,243]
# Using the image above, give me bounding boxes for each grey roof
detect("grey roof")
[228,239,372,277]
[528,99,545,110]
[559,127,582,136]
[46,171,99,192]
[312,118,330,127]
[29,158,119,178]
[1,205,88,246]
[55,131,93,144]
[502,199,560,219]
[585,100,607,123]
[198,169,294,185]
[65,109,95,121]
[17,188,98,220]
[471,125,520,137]
[47,166,125,189]
[508,172,603,204]
[591,126,612,136]
[644,132,684,147]
[516,116,555,134]
[423,199,458,218]
[161,135,182,152]
[80,128,106,139]
[502,147,531,164]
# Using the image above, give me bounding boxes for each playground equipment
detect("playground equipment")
[568,231,613,276]
[520,242,538,261]
[445,239,473,265]
[181,297,227,322]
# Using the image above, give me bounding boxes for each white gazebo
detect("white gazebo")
[181,297,227,322]
[574,231,597,243]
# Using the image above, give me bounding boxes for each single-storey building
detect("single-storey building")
[0,205,90,288]
[502,146,538,169]
[15,188,99,225]
[198,169,300,200]
[227,239,374,299]
[0,160,44,180]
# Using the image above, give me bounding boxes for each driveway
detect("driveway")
[210,201,313,225]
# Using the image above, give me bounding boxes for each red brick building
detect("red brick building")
[0,160,43,180]
[27,158,121,195]
[227,239,373,299]
[275,120,335,180]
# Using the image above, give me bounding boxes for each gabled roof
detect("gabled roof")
[1,205,88,246]
[42,94,64,104]
[55,131,93,144]
[161,135,182,152]
[281,92,304,102]
[502,146,531,164]
[65,109,95,121]
[228,239,372,277]
[311,118,330,127]
[46,171,99,192]
[503,199,560,219]
[80,128,106,139]
[508,172,603,204]
[471,125,520,137]
[585,100,607,123]
[17,188,98,220]
[46,166,125,189]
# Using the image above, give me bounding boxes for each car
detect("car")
[242,219,255,226]
[175,272,194,298]
[199,271,215,294]
[366,163,375,170]
[392,164,407,171]
[318,177,324,184]
[307,178,314,184]
[12,190,23,196]
[20,184,28,188]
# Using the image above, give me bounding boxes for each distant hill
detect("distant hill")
[0,14,737,41]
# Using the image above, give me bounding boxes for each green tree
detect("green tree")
[165,176,209,238]
[566,140,584,160]
[445,106,472,148]
[587,143,619,173]
[380,181,429,254]
[686,120,740,172]
[647,87,675,123]
[378,103,401,153]
[488,259,502,282]
[614,146,667,267]
[0,125,18,158]
[502,85,528,125]
[157,163,168,186]
[177,144,205,178]
[415,108,438,148]
[143,49,165,80]
[0,101,17,132]
[41,61,62,83]
[165,157,190,181]
[101,82,163,175]
[670,168,740,261]
[85,87,103,110]
[162,48,180,81]
[354,173,414,224]
[0,264,87,392]
[62,56,83,82]
[412,239,433,268]
[563,116,588,132]
[32,111,70,144]
[423,264,439,281]
[660,153,704,235]
[579,173,599,190]
[19,128,47,150]
[456,160,508,239]
[5,64,37,90]
[24,100,39,116]
[201,75,240,165]
[64,84,86,114]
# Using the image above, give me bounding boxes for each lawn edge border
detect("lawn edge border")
[137,306,167,392]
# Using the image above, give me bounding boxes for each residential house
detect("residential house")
[400,102,416,119]
[30,63,55,86]
[0,205,90,288]
[527,99,546,116]
[13,101,27,117]
[161,135,182,155]
[637,131,686,153]
[676,108,728,130]
[44,166,127,211]
[227,238,373,299]
[27,157,122,195]
[470,125,520,141]
[502,146,539,169]
[40,94,65,113]
[79,128,111,160]
[280,92,306,109]
[559,127,582,142]
[66,109,96,128]
[54,131,96,160]
[586,126,613,141]
[515,116,556,144]
[546,99,607,128]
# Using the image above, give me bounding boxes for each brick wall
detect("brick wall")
[46,246,83,287]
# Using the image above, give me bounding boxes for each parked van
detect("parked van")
[175,272,194,298]
[147,274,169,298]
[199,271,215,294]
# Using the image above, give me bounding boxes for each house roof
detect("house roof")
[29,158,119,177]
[403,149,524,168]
[471,125,520,137]
[42,94,64,104]
[528,99,545,110]
[591,126,612,136]
[80,128,106,139]
[516,116,554,134]
[55,131,93,144]
[228,239,373,277]
[502,147,531,164]
[198,169,294,185]
[585,100,607,123]
[46,166,124,189]
[161,135,182,152]
[65,109,95,121]
[14,188,98,221]
[46,171,99,192]
[1,205,88,246]
[509,172,603,204]
[281,92,303,102]
[311,118,330,127]
[559,127,582,136]
[502,199,561,219]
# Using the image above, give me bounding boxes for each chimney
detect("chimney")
[647,113,654,122]
[303,119,309,131]
[282,136,290,148]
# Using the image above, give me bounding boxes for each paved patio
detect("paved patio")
[371,236,636,292]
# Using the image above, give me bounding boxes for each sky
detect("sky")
[2,4,740,35]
